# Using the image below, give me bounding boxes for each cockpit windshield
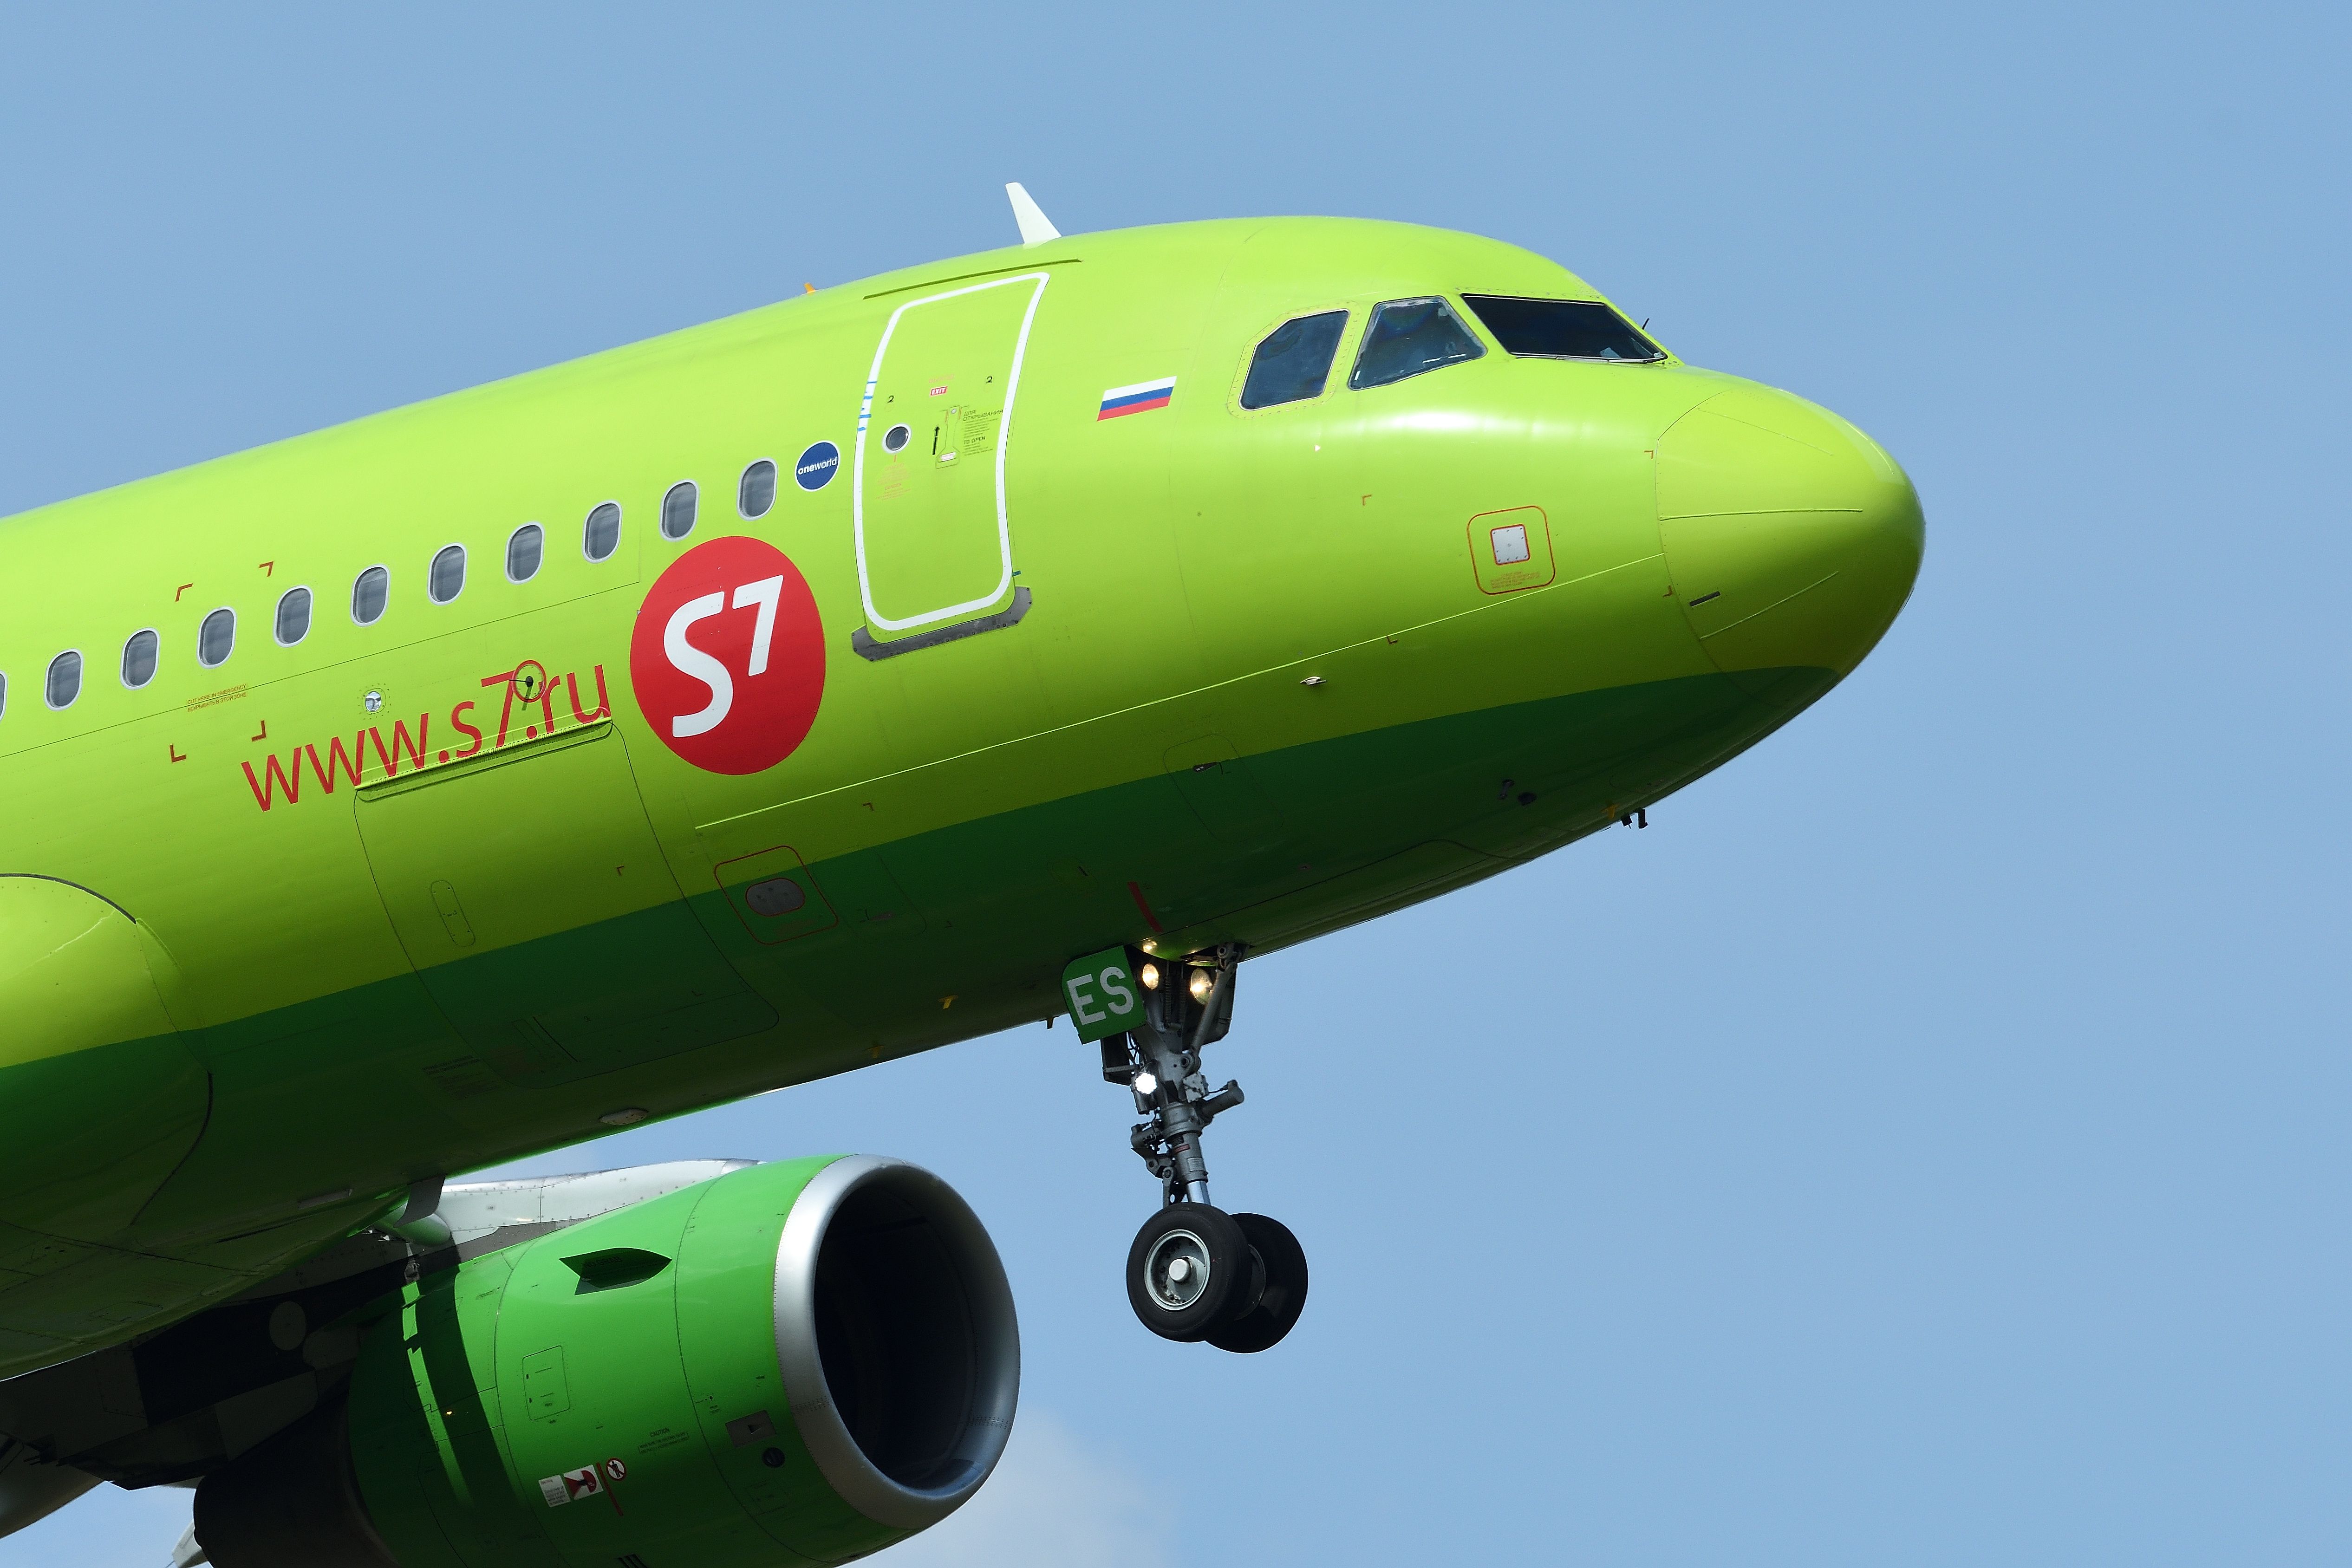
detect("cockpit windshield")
[1349,297,1485,390]
[1461,295,1663,362]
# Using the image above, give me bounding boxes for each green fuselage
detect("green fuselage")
[0,217,1921,1374]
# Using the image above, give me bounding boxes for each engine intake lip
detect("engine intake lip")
[772,1155,1019,1530]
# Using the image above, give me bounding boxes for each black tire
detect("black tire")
[1126,1205,1251,1342]
[1205,1213,1308,1353]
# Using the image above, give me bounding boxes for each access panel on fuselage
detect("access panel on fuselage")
[0,876,206,1246]
[853,273,1047,641]
[352,724,774,1085]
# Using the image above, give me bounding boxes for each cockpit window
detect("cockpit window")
[1241,311,1348,409]
[1461,295,1663,362]
[1349,297,1485,391]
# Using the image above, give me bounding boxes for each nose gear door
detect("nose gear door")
[852,272,1049,651]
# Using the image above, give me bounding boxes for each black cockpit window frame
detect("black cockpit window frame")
[1459,294,1666,364]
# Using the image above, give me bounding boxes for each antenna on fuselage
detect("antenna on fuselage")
[1005,182,1061,246]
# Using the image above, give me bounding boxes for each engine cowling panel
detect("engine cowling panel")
[194,1155,1017,1568]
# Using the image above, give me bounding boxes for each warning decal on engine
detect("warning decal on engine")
[539,1465,605,1507]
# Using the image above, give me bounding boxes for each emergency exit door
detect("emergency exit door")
[853,271,1048,646]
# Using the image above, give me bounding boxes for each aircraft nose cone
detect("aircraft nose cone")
[1655,384,1923,690]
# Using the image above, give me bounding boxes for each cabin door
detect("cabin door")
[353,723,774,1087]
[852,271,1049,648]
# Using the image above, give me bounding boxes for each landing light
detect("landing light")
[1139,962,1161,990]
[1187,969,1214,1002]
[1133,1072,1158,1096]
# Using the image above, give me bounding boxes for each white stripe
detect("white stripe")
[1100,376,1177,402]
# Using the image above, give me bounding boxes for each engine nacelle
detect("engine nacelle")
[193,1155,1018,1567]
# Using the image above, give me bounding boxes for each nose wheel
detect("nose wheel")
[1127,1204,1251,1339]
[1068,943,1310,1352]
[1125,1206,1309,1350]
[1202,1211,1309,1354]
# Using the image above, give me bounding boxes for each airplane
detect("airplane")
[0,183,1921,1565]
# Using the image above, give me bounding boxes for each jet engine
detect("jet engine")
[189,1155,1017,1568]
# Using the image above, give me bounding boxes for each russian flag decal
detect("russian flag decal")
[1098,377,1176,420]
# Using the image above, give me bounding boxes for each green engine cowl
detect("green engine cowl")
[192,1156,1019,1567]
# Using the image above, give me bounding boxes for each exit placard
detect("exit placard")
[1061,947,1143,1041]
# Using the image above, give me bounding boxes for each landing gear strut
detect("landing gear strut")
[1096,946,1308,1353]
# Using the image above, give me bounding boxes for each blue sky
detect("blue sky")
[2,3,2344,1563]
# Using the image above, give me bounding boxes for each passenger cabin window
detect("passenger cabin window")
[46,651,81,709]
[584,502,621,562]
[1242,311,1348,409]
[0,673,8,719]
[1349,297,1485,390]
[352,566,389,625]
[275,587,311,645]
[121,630,158,689]
[663,481,698,540]
[738,461,776,520]
[429,544,466,604]
[1460,295,1663,362]
[198,608,235,668]
[507,523,543,582]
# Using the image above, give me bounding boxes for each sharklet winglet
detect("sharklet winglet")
[1005,182,1061,246]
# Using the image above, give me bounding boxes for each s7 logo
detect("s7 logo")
[667,573,784,738]
[630,539,825,775]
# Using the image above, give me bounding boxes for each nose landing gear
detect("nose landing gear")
[1081,944,1309,1353]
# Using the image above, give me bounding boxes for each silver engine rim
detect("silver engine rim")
[772,1155,1020,1530]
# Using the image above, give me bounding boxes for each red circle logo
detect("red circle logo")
[629,536,825,774]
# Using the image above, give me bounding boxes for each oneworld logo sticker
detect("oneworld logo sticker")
[795,440,840,491]
[629,537,825,775]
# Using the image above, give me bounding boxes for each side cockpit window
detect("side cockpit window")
[1349,297,1485,390]
[1241,311,1348,409]
[1461,295,1663,363]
